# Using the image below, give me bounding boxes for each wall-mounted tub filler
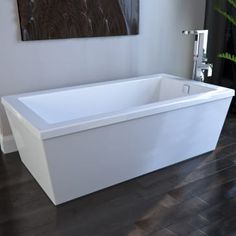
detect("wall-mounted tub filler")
[183,30,213,81]
[2,74,235,205]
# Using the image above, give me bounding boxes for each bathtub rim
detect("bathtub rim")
[2,73,235,140]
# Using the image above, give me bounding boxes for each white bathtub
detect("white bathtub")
[2,74,234,205]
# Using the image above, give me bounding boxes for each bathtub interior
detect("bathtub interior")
[18,76,216,124]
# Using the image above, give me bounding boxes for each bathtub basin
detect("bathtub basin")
[2,73,234,205]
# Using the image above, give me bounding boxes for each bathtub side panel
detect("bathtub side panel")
[44,98,231,205]
[4,108,56,204]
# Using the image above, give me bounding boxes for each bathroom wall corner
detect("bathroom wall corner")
[0,134,17,154]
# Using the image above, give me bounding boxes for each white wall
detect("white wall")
[0,0,206,152]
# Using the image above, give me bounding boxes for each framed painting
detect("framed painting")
[17,0,139,41]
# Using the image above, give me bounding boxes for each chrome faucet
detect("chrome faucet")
[182,30,213,81]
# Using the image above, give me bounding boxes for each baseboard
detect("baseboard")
[0,134,17,154]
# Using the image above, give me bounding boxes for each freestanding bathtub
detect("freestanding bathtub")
[2,74,235,205]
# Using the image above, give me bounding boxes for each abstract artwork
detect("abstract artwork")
[17,0,139,41]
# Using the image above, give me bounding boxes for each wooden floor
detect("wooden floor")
[1,117,236,236]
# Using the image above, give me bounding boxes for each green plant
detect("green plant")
[215,0,236,63]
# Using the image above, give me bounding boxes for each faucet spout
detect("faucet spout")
[182,29,213,81]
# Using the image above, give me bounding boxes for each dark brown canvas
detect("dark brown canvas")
[17,0,139,41]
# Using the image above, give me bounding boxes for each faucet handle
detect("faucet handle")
[207,64,213,77]
[200,63,213,78]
